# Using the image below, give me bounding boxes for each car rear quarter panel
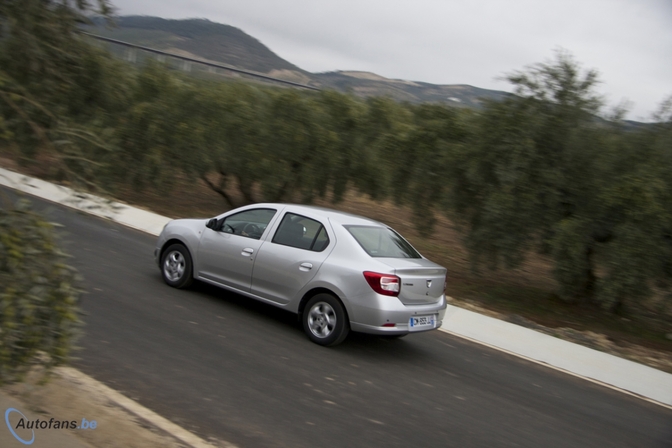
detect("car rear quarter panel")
[307,221,446,331]
[300,223,395,318]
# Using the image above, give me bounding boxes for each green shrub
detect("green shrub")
[0,200,81,384]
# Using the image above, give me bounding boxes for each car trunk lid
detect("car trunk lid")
[377,258,446,305]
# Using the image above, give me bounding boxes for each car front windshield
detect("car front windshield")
[345,225,421,258]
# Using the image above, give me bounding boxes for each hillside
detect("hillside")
[88,16,510,106]
[89,16,304,74]
[311,71,508,108]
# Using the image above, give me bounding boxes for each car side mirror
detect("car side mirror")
[206,218,218,230]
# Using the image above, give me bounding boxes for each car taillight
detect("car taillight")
[363,271,400,297]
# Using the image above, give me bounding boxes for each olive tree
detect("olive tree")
[447,51,672,311]
[0,0,111,382]
[0,201,81,383]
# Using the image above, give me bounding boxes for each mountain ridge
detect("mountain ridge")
[88,15,511,106]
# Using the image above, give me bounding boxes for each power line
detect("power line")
[80,32,320,91]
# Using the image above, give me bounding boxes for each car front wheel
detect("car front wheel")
[161,244,193,289]
[303,293,349,346]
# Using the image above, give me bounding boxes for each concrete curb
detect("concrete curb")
[57,368,228,448]
[1,166,671,410]
[440,307,672,408]
[0,168,171,236]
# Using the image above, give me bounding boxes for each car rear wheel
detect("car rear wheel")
[161,244,193,289]
[303,293,349,347]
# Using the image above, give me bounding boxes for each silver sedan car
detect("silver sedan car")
[155,204,447,346]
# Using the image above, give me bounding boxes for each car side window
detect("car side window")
[272,213,329,251]
[219,208,276,240]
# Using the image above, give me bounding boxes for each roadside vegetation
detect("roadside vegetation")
[0,199,82,384]
[1,0,671,372]
[0,0,112,381]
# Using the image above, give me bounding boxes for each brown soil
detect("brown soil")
[2,367,191,447]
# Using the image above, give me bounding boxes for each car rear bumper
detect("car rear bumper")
[348,295,447,335]
[350,318,444,335]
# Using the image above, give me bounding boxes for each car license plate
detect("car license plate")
[409,314,436,331]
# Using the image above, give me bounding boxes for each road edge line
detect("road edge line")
[56,367,236,448]
[2,166,671,412]
[438,327,672,411]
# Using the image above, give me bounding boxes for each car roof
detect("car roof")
[256,203,387,227]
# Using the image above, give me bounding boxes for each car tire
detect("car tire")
[303,293,350,347]
[161,244,193,289]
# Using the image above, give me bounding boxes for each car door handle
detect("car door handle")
[242,248,254,257]
[299,262,313,271]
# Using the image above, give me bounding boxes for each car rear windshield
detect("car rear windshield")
[345,225,421,258]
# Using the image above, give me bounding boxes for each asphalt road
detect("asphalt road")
[3,189,672,448]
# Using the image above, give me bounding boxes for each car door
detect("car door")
[196,208,278,292]
[251,212,333,304]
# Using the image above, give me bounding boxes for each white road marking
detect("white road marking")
[57,367,235,447]
[440,329,672,411]
[1,166,670,410]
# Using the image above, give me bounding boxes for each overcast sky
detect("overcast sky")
[108,0,671,121]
